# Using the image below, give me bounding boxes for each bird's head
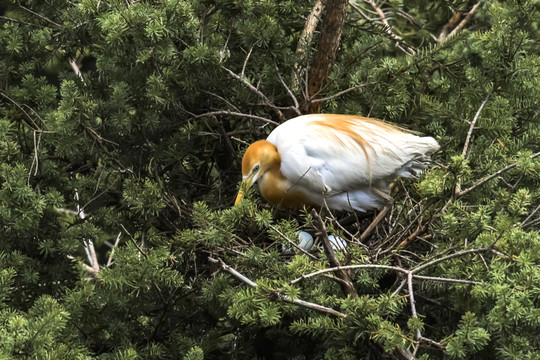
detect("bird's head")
[234,140,280,205]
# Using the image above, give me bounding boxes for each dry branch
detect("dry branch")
[311,209,358,297]
[268,224,318,260]
[441,2,482,42]
[222,66,287,122]
[193,110,279,126]
[456,151,540,198]
[208,256,348,318]
[461,94,490,159]
[358,0,416,55]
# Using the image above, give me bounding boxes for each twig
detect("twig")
[352,1,415,56]
[412,247,494,275]
[209,256,257,287]
[268,224,318,260]
[0,91,41,130]
[28,130,43,184]
[107,232,122,267]
[311,209,358,297]
[290,264,480,286]
[360,205,390,242]
[214,116,241,168]
[522,204,540,228]
[82,125,130,171]
[407,272,422,341]
[456,151,540,198]
[438,8,460,42]
[208,256,348,318]
[461,94,490,159]
[289,297,347,318]
[391,279,407,297]
[290,264,409,285]
[222,67,286,122]
[419,336,446,351]
[443,2,482,42]
[69,60,84,80]
[200,90,241,112]
[0,15,45,27]
[241,46,254,79]
[83,239,100,276]
[193,110,279,126]
[395,348,414,360]
[19,4,61,27]
[311,83,369,103]
[397,222,427,248]
[413,275,480,285]
[120,224,147,257]
[523,217,540,229]
[274,61,301,116]
[320,197,370,252]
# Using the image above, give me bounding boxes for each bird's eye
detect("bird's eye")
[252,164,260,173]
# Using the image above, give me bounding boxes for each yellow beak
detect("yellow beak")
[234,176,255,206]
[234,188,246,205]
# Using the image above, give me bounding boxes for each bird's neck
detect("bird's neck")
[258,144,311,207]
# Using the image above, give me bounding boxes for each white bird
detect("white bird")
[235,114,439,211]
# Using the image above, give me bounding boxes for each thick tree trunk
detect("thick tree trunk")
[303,0,349,114]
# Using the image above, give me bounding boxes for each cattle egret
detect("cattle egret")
[235,114,439,211]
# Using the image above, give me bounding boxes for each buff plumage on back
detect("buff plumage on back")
[239,114,439,211]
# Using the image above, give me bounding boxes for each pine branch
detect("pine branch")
[208,256,347,318]
[456,151,540,198]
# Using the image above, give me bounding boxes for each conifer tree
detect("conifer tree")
[0,0,539,359]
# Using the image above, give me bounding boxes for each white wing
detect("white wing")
[266,114,439,210]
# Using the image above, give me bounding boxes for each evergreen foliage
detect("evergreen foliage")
[0,0,539,358]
